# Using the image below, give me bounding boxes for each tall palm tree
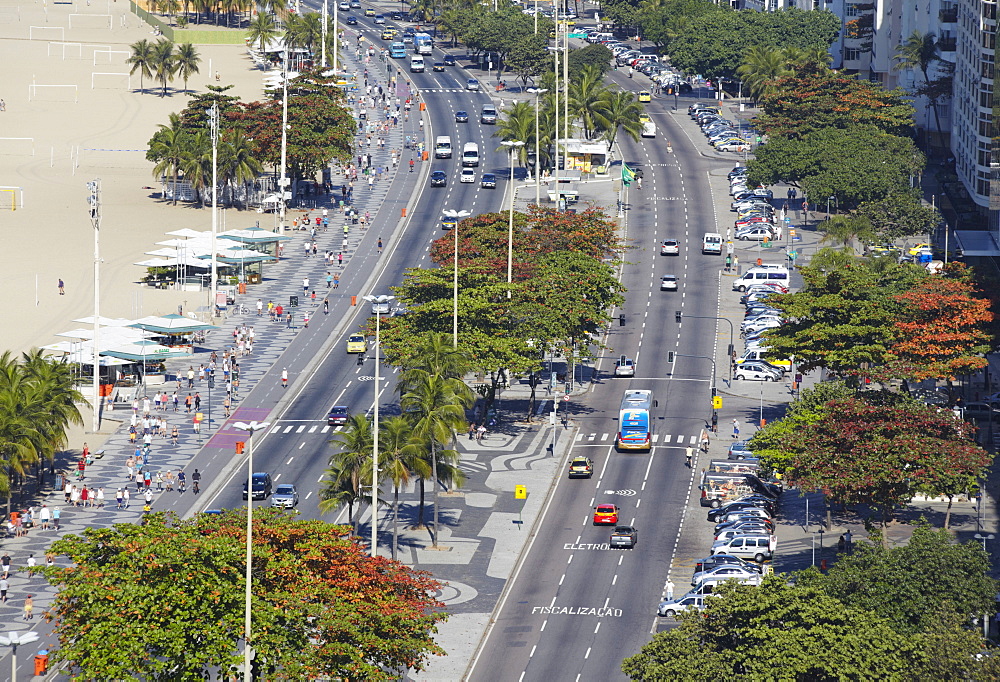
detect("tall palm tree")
[127,39,156,93]
[247,11,278,52]
[400,332,474,383]
[592,90,644,148]
[151,39,177,97]
[818,214,875,252]
[219,134,264,206]
[494,102,536,167]
[286,12,323,56]
[173,42,201,92]
[321,414,374,534]
[401,374,471,548]
[567,65,608,139]
[179,129,213,205]
[378,416,429,560]
[150,113,189,205]
[894,31,943,145]
[736,45,792,101]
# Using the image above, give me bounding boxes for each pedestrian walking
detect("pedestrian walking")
[187,367,195,388]
[0,577,7,603]
[0,554,9,579]
[52,506,60,530]
[665,579,674,600]
[24,594,33,620]
[700,428,710,453]
[96,487,104,508]
[377,238,383,254]
[26,555,36,577]
[326,271,333,288]
[123,489,130,508]
[732,419,740,439]
[193,413,201,434]
[282,368,288,388]
[333,274,340,289]
[58,278,65,295]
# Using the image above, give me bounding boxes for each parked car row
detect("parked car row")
[690,104,750,153]
[657,481,780,617]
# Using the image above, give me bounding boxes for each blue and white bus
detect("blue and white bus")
[616,389,655,452]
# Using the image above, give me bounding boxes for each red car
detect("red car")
[593,504,620,525]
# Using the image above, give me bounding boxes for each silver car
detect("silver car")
[691,564,763,587]
[270,484,299,508]
[657,592,715,618]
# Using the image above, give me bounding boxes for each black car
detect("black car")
[694,554,763,575]
[430,171,447,187]
[481,173,496,189]
[390,12,403,20]
[242,472,273,500]
[443,54,457,66]
[707,500,774,523]
[433,62,445,71]
[327,405,349,426]
[455,110,468,122]
[345,14,358,24]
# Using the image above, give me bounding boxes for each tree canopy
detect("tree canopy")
[44,509,446,679]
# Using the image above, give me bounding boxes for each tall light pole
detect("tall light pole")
[527,88,547,205]
[553,43,559,185]
[332,0,339,73]
[278,51,290,233]
[0,631,39,682]
[443,210,471,348]
[209,103,219,314]
[362,294,395,557]
[321,0,328,68]
[233,419,270,681]
[562,20,569,142]
[501,141,525,298]
[87,180,101,433]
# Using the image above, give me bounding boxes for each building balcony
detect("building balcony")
[939,8,958,23]
[938,37,957,52]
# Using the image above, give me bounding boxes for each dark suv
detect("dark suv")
[243,472,273,500]
[430,171,447,187]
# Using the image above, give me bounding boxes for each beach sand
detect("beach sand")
[0,1,273,445]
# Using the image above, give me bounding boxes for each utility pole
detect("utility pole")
[87,179,101,433]
[278,51,289,232]
[209,103,219,315]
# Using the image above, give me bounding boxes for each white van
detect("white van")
[732,266,789,291]
[711,534,775,563]
[702,233,723,254]
[434,136,452,159]
[739,349,791,371]
[462,142,480,167]
[641,120,656,138]
[409,55,425,73]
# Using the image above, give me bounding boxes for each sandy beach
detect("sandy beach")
[0,0,274,444]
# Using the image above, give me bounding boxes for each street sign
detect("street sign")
[713,396,723,409]
[515,485,527,500]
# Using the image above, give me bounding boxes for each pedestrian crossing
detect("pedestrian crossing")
[269,422,344,435]
[575,432,698,446]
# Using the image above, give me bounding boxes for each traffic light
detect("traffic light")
[675,310,682,323]
[667,351,675,363]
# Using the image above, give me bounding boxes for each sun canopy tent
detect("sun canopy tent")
[128,314,218,335]
[101,340,191,362]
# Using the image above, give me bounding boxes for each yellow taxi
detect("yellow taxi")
[380,29,398,40]
[907,242,932,255]
[638,90,651,103]
[364,8,376,16]
[346,334,367,354]
[638,113,651,125]
[568,457,594,478]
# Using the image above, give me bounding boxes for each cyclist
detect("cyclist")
[685,447,694,467]
[192,469,201,494]
[323,299,329,315]
[177,469,186,493]
[303,313,310,328]
[409,158,414,172]
[281,368,288,388]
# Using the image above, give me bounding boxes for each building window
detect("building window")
[846,3,862,17]
[844,47,862,61]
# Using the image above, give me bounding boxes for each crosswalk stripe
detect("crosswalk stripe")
[689,435,697,445]
[269,425,282,434]
[296,425,306,433]
[576,433,584,441]
[282,425,294,433]
[588,433,596,441]
[322,425,331,433]
[308,425,318,433]
[651,434,660,443]
[601,433,609,441]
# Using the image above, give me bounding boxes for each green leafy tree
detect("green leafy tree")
[855,190,942,242]
[567,44,613,80]
[747,125,924,211]
[821,524,998,635]
[622,576,918,679]
[506,33,549,87]
[44,509,447,679]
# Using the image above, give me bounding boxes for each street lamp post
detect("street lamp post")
[527,88,548,205]
[974,533,994,552]
[826,195,837,219]
[362,294,395,557]
[443,210,471,348]
[209,103,219,315]
[278,52,290,233]
[233,420,270,681]
[501,141,525,298]
[87,179,101,433]
[0,631,39,682]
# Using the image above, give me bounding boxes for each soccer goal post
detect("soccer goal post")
[91,72,131,89]
[0,187,25,210]
[30,26,66,41]
[69,13,112,29]
[0,138,35,156]
[28,84,78,103]
[93,49,129,66]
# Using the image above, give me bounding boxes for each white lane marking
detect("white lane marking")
[286,457,294,465]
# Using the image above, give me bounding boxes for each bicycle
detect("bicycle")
[193,479,200,494]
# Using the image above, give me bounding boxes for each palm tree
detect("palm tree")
[567,65,608,139]
[320,414,373,534]
[150,113,189,205]
[179,130,212,205]
[818,214,875,252]
[247,11,278,52]
[127,39,156,93]
[401,332,473,381]
[401,374,471,548]
[151,39,177,97]
[378,416,429,560]
[592,89,644,148]
[173,43,201,92]
[736,45,792,101]
[894,31,943,146]
[494,102,536,167]
[160,0,181,24]
[219,135,264,207]
[286,12,323,56]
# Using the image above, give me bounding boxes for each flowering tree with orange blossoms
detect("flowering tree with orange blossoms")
[44,509,446,680]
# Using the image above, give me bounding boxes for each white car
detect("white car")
[660,275,678,291]
[741,316,782,333]
[460,168,475,183]
[614,356,635,377]
[734,361,782,381]
[690,564,763,586]
[660,239,680,255]
[737,227,777,241]
[657,592,716,618]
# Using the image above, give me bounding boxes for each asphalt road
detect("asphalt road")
[159,7,511,526]
[468,83,728,681]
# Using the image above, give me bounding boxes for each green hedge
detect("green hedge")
[131,3,248,45]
